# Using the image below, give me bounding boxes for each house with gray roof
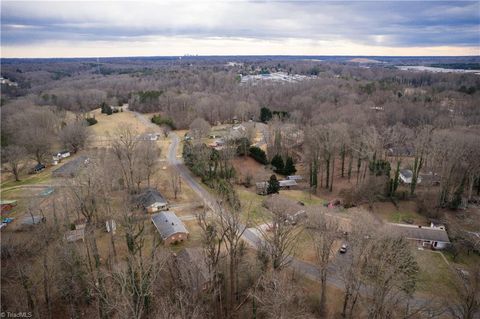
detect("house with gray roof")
[135,188,168,213]
[151,211,189,245]
[399,169,422,184]
[387,223,450,250]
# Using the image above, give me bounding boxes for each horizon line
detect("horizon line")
[2,54,480,60]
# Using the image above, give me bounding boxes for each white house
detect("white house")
[136,188,168,213]
[399,169,422,184]
[387,223,450,250]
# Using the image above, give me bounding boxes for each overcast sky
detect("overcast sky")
[1,0,479,58]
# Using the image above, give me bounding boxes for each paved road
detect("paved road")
[139,111,446,315]
[165,130,347,289]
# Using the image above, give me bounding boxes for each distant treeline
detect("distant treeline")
[430,63,480,70]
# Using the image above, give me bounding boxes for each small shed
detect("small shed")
[286,175,303,181]
[387,146,415,157]
[21,215,45,225]
[279,179,297,189]
[256,182,268,195]
[1,200,17,214]
[65,228,85,242]
[151,211,189,245]
[135,188,168,213]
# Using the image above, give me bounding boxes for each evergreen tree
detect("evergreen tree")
[271,154,284,174]
[284,157,296,176]
[267,174,280,194]
[249,146,268,164]
[260,107,272,123]
[100,102,112,115]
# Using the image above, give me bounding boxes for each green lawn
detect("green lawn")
[236,187,272,226]
[389,211,420,223]
[281,190,326,206]
[1,171,51,190]
[443,250,480,267]
[413,250,455,294]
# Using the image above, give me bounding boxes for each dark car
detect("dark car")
[32,163,46,174]
[339,244,348,254]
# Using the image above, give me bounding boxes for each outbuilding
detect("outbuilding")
[151,211,189,245]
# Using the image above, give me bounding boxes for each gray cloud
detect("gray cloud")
[1,1,479,52]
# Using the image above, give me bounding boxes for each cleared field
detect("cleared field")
[413,249,456,296]
[366,201,428,224]
[236,187,272,226]
[280,189,326,206]
[87,108,152,135]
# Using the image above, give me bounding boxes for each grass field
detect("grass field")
[368,201,428,225]
[87,108,151,136]
[413,249,455,295]
[281,190,326,206]
[236,187,272,225]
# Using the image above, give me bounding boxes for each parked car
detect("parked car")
[339,243,348,254]
[31,163,46,174]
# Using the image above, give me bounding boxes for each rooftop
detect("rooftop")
[136,188,167,207]
[151,211,188,240]
[386,223,450,243]
[400,169,413,179]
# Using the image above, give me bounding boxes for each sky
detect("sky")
[1,0,479,58]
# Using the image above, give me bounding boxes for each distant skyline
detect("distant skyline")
[1,1,479,58]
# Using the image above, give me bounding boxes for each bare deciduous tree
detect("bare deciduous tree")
[59,120,89,153]
[258,195,302,270]
[189,117,211,140]
[308,210,339,315]
[1,144,28,181]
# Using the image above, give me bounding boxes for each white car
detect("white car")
[339,244,348,254]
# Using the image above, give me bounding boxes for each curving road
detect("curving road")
[131,110,454,315]
[165,130,346,289]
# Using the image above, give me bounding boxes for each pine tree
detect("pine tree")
[284,157,296,176]
[267,174,280,194]
[271,154,284,174]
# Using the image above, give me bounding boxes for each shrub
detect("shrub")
[152,114,176,130]
[249,146,268,164]
[85,117,98,126]
[100,102,112,115]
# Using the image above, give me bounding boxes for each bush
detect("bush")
[152,114,176,130]
[85,117,98,126]
[249,146,268,164]
[100,102,112,115]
